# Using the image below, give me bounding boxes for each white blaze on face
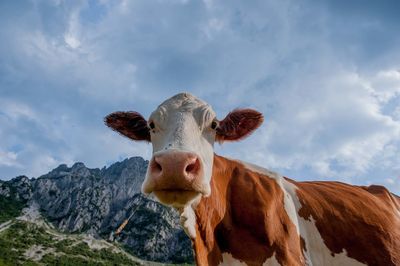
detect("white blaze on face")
[142,93,217,197]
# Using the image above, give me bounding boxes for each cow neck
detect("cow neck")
[192,154,229,266]
[192,154,304,266]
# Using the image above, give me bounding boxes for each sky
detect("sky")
[0,0,400,194]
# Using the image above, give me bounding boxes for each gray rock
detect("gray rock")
[0,185,10,197]
[112,194,193,263]
[1,175,33,201]
[1,157,193,264]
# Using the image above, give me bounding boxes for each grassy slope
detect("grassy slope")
[0,220,192,266]
[0,196,26,224]
[0,185,193,266]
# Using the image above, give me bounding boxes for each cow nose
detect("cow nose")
[184,157,200,178]
[147,151,203,191]
[151,152,201,180]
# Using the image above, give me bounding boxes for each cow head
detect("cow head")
[105,93,263,208]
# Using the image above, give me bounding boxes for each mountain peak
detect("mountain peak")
[54,164,68,171]
[71,162,86,170]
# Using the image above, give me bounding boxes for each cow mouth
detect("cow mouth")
[152,189,201,207]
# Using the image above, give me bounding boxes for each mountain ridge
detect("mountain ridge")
[0,157,193,264]
[0,202,189,266]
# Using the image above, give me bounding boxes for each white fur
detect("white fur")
[219,252,281,266]
[141,93,218,239]
[219,253,247,266]
[263,253,281,266]
[179,194,202,239]
[180,205,197,239]
[141,93,217,198]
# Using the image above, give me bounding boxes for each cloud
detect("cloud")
[0,150,20,168]
[220,70,400,184]
[0,0,400,194]
[0,96,151,178]
[368,70,400,103]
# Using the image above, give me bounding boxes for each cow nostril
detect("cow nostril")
[185,158,200,175]
[151,158,162,174]
[155,161,162,172]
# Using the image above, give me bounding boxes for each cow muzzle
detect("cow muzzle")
[142,150,205,206]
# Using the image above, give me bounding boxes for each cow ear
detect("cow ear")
[105,111,150,142]
[216,109,263,142]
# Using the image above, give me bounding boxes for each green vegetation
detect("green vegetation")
[0,217,194,266]
[0,221,143,266]
[0,195,26,223]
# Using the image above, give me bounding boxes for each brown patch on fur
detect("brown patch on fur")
[216,109,264,142]
[104,111,150,141]
[363,185,400,211]
[193,155,303,266]
[291,180,400,265]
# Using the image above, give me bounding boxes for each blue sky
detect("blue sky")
[0,0,399,194]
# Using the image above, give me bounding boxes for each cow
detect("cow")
[105,93,400,266]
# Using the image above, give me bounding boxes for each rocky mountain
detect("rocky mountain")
[0,157,193,264]
[0,206,185,266]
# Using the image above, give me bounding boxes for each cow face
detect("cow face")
[105,93,263,207]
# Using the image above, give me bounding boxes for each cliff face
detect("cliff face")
[0,157,193,263]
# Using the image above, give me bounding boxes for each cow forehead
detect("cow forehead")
[150,93,216,125]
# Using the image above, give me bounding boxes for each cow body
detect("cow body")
[105,93,400,266]
[193,155,400,266]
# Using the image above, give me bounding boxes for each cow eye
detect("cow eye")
[149,122,155,130]
[211,121,218,130]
